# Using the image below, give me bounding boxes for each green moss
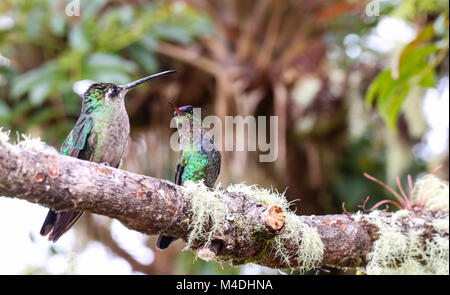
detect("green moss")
[221,236,275,266]
[246,238,275,264]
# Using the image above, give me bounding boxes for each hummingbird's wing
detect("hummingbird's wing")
[63,116,94,158]
[174,163,185,186]
[174,150,185,185]
[40,115,94,242]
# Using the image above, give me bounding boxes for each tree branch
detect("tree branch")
[0,140,448,273]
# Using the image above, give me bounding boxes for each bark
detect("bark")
[0,140,447,270]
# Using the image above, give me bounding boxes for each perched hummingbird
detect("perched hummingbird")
[156,102,221,250]
[40,70,176,242]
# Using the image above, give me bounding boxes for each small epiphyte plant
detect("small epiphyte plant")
[363,173,415,211]
[362,165,444,211]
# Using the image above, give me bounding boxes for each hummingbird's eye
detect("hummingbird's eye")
[109,86,119,97]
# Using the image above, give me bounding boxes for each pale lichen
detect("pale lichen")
[352,211,364,222]
[182,180,229,250]
[229,184,324,272]
[360,174,449,275]
[226,183,323,271]
[183,181,324,272]
[0,128,45,152]
[0,127,10,142]
[272,213,324,273]
[394,209,411,218]
[362,207,449,275]
[226,183,293,211]
[431,217,449,233]
[16,133,45,151]
[413,174,449,210]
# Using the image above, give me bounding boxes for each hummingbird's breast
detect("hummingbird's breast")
[180,130,221,188]
[91,103,130,167]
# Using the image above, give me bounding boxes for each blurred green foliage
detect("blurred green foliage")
[392,0,449,19]
[366,4,449,131]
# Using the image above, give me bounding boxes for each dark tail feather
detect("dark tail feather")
[40,210,57,236]
[156,235,176,250]
[40,210,83,242]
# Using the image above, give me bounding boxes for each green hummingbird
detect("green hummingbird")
[40,70,176,242]
[156,101,221,250]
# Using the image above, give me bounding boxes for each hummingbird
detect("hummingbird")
[156,102,221,250]
[40,70,176,242]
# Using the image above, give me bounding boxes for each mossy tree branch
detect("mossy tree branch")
[0,140,448,272]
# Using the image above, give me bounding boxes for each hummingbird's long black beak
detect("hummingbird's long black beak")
[168,100,184,115]
[120,70,176,90]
